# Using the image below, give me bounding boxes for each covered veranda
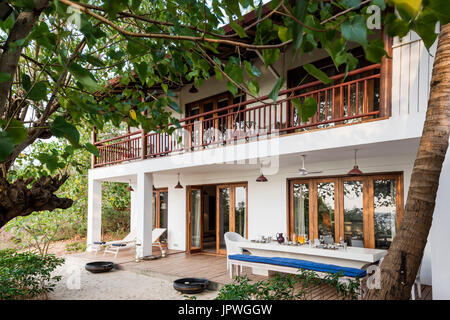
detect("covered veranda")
[70,249,432,300]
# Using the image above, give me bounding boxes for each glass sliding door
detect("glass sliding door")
[290,182,310,239]
[317,181,335,244]
[217,183,247,255]
[188,187,202,252]
[152,192,157,229]
[343,180,364,247]
[159,191,168,241]
[217,187,231,254]
[374,179,397,249]
[152,188,168,242]
[234,186,247,238]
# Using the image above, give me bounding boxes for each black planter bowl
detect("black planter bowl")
[173,278,209,294]
[85,261,114,273]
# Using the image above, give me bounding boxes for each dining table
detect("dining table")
[234,240,387,276]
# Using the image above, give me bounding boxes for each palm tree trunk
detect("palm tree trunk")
[365,23,450,300]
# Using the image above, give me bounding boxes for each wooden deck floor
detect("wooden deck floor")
[72,249,432,300]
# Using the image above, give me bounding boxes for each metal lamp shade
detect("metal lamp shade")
[256,174,268,182]
[348,165,363,175]
[174,181,183,189]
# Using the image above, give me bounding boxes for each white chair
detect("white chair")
[151,228,167,252]
[103,228,166,258]
[87,229,136,255]
[224,232,248,276]
[411,264,422,300]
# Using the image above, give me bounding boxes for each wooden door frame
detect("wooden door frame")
[216,182,248,255]
[287,172,404,249]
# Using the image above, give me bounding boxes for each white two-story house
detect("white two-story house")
[86,7,450,299]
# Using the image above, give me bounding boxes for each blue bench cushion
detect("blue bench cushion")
[228,254,366,278]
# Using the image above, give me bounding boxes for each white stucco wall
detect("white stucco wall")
[430,139,450,299]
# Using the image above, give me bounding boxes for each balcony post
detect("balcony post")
[91,127,96,169]
[379,27,393,117]
[141,130,147,160]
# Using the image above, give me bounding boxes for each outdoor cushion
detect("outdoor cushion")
[228,254,366,278]
[111,243,127,247]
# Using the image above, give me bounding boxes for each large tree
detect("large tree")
[0,0,449,299]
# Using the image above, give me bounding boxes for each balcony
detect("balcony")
[92,64,383,168]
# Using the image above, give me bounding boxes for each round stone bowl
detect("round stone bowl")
[173,278,209,294]
[85,261,114,273]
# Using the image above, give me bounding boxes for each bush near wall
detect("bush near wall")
[0,249,64,300]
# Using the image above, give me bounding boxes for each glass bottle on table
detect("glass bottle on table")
[291,233,297,243]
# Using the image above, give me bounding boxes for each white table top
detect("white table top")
[235,241,387,263]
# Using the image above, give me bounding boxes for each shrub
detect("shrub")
[216,270,361,300]
[102,207,130,238]
[65,241,87,253]
[0,249,64,300]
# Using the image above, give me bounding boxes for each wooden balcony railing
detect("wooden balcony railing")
[93,64,382,168]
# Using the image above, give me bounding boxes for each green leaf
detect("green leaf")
[5,119,27,144]
[21,73,31,92]
[225,61,244,83]
[385,13,410,38]
[134,62,148,83]
[414,9,439,50]
[102,0,128,19]
[364,39,388,63]
[268,76,284,103]
[391,0,422,21]
[341,0,361,9]
[229,19,247,38]
[244,61,261,78]
[168,99,181,113]
[83,54,105,68]
[372,0,386,10]
[85,143,100,157]
[341,15,368,46]
[214,66,223,80]
[277,26,290,43]
[427,0,450,25]
[50,116,80,146]
[292,0,308,51]
[262,48,280,67]
[0,72,11,83]
[0,131,14,162]
[68,63,99,92]
[227,81,238,97]
[303,64,332,84]
[28,82,48,101]
[247,80,259,96]
[292,97,318,122]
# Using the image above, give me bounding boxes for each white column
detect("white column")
[87,179,102,249]
[136,172,153,258]
[129,182,137,236]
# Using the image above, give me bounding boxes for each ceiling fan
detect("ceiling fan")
[294,155,323,176]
